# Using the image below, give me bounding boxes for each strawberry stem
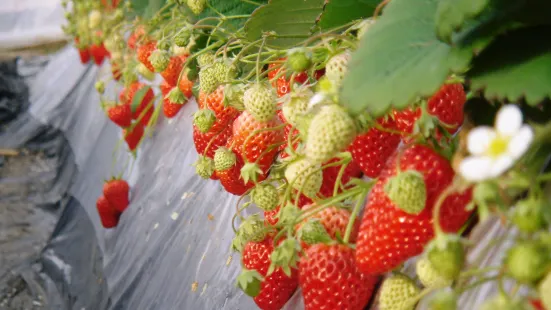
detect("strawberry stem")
[343,189,368,243]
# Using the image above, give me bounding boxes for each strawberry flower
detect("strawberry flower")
[459,104,533,182]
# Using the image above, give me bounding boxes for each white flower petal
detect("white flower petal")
[459,156,493,182]
[489,155,515,178]
[495,104,522,137]
[507,125,533,160]
[467,126,495,155]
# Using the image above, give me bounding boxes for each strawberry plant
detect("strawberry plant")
[62,0,551,309]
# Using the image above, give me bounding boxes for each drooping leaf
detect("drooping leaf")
[340,0,471,117]
[245,0,325,48]
[317,0,379,31]
[467,26,551,106]
[130,85,152,114]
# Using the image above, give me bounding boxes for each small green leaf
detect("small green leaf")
[245,0,325,48]
[130,85,152,114]
[435,0,490,42]
[268,238,300,277]
[467,26,551,106]
[340,0,471,117]
[236,269,264,297]
[317,0,379,31]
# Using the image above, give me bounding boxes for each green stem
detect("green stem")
[455,275,500,294]
[240,0,262,5]
[295,187,365,224]
[537,172,551,182]
[256,37,267,84]
[343,190,368,243]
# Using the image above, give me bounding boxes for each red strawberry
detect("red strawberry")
[299,244,378,310]
[530,299,545,310]
[197,91,207,109]
[137,41,156,72]
[103,179,130,212]
[232,111,284,170]
[319,158,363,198]
[348,118,401,178]
[161,56,184,86]
[265,195,311,226]
[123,122,145,151]
[392,83,466,138]
[163,99,183,118]
[119,82,155,126]
[128,25,147,50]
[96,195,120,228]
[264,206,280,226]
[216,148,257,195]
[298,205,360,244]
[78,48,90,64]
[206,85,240,133]
[243,238,299,310]
[193,124,232,158]
[107,103,132,128]
[355,144,473,274]
[160,80,172,97]
[267,58,309,97]
[178,74,194,99]
[89,43,109,65]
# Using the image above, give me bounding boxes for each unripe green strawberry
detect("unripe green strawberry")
[539,271,551,310]
[479,294,525,310]
[197,52,215,67]
[174,31,191,47]
[137,63,155,81]
[286,48,312,72]
[325,51,351,88]
[167,87,186,104]
[416,258,451,289]
[213,61,236,83]
[511,198,547,233]
[281,87,313,127]
[297,219,332,245]
[505,240,551,284]
[385,170,427,215]
[187,0,206,15]
[88,10,102,29]
[232,215,266,252]
[95,81,105,94]
[284,158,322,198]
[199,65,218,94]
[193,109,216,133]
[305,104,357,164]
[427,235,465,281]
[379,274,421,310]
[149,49,170,72]
[243,83,276,122]
[428,290,457,310]
[214,147,236,171]
[251,184,279,211]
[193,155,214,179]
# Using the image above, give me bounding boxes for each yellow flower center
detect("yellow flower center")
[486,136,509,157]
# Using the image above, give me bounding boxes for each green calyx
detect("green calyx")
[149,49,170,72]
[505,240,551,284]
[223,83,246,111]
[214,147,236,171]
[268,238,301,277]
[174,31,191,47]
[167,87,187,104]
[157,40,171,51]
[286,48,312,72]
[232,214,267,253]
[193,109,216,133]
[236,269,263,298]
[278,203,300,226]
[297,219,333,245]
[193,156,214,179]
[427,234,465,281]
[251,183,279,211]
[240,162,264,184]
[385,170,427,215]
[511,197,547,233]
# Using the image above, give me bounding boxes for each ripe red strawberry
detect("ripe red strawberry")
[392,83,466,138]
[160,80,172,97]
[298,205,360,244]
[163,99,183,118]
[216,148,257,195]
[319,157,363,198]
[89,43,109,65]
[355,144,473,274]
[103,179,130,212]
[137,41,156,72]
[107,103,132,128]
[267,58,309,97]
[119,82,155,126]
[128,25,147,50]
[206,85,240,132]
[348,118,401,178]
[178,74,194,99]
[264,206,280,226]
[123,122,145,151]
[193,124,232,158]
[78,48,90,64]
[197,91,207,109]
[161,56,184,86]
[299,244,378,310]
[243,238,299,310]
[96,195,120,228]
[232,111,284,170]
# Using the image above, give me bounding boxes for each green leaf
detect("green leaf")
[467,26,551,106]
[435,0,490,42]
[236,269,263,297]
[131,0,168,18]
[197,0,266,30]
[130,85,152,114]
[317,0,379,30]
[244,0,325,48]
[340,0,471,117]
